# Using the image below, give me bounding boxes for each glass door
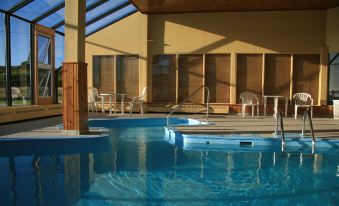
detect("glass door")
[34,24,55,105]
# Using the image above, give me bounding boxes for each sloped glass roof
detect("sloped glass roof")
[0,0,137,36]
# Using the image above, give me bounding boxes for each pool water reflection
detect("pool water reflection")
[0,126,338,205]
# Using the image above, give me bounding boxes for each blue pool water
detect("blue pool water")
[0,118,338,205]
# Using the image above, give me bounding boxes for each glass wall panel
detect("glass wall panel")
[0,13,6,106]
[116,55,139,97]
[14,0,64,21]
[328,53,339,104]
[152,55,176,102]
[10,17,31,105]
[55,34,64,103]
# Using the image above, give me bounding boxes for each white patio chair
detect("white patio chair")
[240,91,260,118]
[129,87,147,115]
[293,93,313,119]
[88,87,102,112]
[11,87,26,103]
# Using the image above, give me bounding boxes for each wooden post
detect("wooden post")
[63,0,88,134]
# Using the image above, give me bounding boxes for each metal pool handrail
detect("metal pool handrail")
[167,85,210,126]
[301,110,316,152]
[274,111,286,151]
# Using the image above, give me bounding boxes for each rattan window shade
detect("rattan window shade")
[152,55,176,102]
[264,54,291,98]
[236,54,263,103]
[178,54,204,103]
[116,55,139,97]
[293,54,320,102]
[205,54,231,103]
[93,56,114,94]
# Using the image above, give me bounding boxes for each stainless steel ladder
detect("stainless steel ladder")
[301,110,316,152]
[274,111,286,151]
[167,85,210,126]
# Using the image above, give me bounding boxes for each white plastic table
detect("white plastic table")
[100,93,126,115]
[263,95,288,117]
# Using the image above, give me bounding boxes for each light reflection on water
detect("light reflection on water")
[0,126,338,205]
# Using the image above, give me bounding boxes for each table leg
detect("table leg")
[274,97,278,117]
[101,96,105,114]
[121,95,124,115]
[264,97,267,117]
[109,96,112,115]
[285,97,288,117]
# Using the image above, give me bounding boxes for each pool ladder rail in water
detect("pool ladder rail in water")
[274,110,316,153]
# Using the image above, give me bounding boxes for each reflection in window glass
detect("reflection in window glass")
[329,53,339,104]
[55,34,64,103]
[38,68,51,97]
[10,17,31,105]
[0,13,6,106]
[38,35,51,64]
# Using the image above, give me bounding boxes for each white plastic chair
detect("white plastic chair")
[11,87,26,104]
[129,87,147,115]
[88,87,102,112]
[293,93,313,119]
[240,91,260,118]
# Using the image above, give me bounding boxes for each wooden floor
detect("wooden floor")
[0,113,338,139]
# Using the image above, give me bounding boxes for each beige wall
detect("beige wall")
[85,12,148,95]
[148,10,327,54]
[327,7,339,52]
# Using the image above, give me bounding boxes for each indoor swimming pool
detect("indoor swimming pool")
[0,118,338,205]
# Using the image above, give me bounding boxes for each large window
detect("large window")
[329,53,339,104]
[116,55,139,97]
[93,55,115,94]
[0,13,6,106]
[10,17,31,106]
[152,55,176,102]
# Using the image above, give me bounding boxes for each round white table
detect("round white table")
[263,95,288,117]
[100,93,126,115]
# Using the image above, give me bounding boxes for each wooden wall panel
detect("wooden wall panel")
[236,54,262,103]
[264,54,291,97]
[205,54,231,103]
[116,55,139,97]
[178,54,203,103]
[293,54,320,102]
[93,56,114,94]
[152,55,176,102]
[62,62,88,133]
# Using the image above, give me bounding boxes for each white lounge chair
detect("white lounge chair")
[129,87,147,115]
[88,87,102,112]
[293,93,313,119]
[240,91,259,118]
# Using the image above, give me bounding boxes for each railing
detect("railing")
[301,110,316,152]
[274,111,286,151]
[167,85,210,126]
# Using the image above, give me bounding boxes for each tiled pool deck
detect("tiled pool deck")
[0,113,338,139]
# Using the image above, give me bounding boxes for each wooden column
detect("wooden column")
[63,0,88,134]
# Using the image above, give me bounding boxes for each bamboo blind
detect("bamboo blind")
[293,54,320,102]
[93,56,114,94]
[264,54,291,102]
[178,54,204,103]
[236,54,263,103]
[205,54,231,103]
[152,55,176,102]
[116,55,139,97]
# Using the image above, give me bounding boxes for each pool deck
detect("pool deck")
[0,113,338,139]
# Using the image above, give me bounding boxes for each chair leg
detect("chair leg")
[140,102,144,115]
[311,107,313,119]
[294,106,297,119]
[242,105,245,117]
[257,104,259,118]
[130,102,133,115]
[251,105,254,117]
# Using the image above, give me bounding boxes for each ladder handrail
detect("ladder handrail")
[301,110,316,151]
[274,111,286,150]
[167,85,210,126]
